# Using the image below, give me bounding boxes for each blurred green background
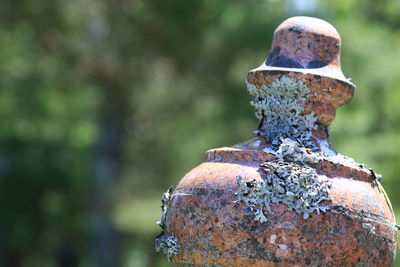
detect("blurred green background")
[0,0,399,266]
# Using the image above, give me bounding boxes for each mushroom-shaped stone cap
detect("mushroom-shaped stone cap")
[251,16,354,87]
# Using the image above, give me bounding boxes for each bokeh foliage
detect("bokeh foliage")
[0,0,399,266]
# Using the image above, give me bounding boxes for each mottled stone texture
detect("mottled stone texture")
[158,16,397,266]
[165,154,396,266]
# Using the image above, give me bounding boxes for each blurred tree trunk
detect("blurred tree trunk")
[91,112,124,267]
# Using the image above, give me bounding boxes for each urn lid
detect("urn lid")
[252,16,354,87]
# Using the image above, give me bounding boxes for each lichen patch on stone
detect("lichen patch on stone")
[236,138,332,221]
[155,234,180,261]
[155,187,180,260]
[247,76,317,148]
[362,223,376,235]
[272,138,319,164]
[157,187,173,229]
[265,137,370,171]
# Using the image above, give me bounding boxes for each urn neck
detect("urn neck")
[246,71,354,151]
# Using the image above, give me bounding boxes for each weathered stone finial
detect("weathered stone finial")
[247,16,356,150]
[157,16,397,267]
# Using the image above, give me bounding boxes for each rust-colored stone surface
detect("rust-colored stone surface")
[257,16,354,86]
[166,155,396,266]
[158,16,397,266]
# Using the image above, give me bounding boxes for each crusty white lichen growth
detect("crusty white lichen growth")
[362,223,376,235]
[235,177,271,222]
[155,187,180,260]
[157,187,173,229]
[267,137,368,168]
[272,138,320,164]
[247,76,317,148]
[236,138,332,221]
[155,235,180,261]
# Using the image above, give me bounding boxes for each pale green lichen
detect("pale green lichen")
[272,138,320,164]
[362,223,376,235]
[240,76,357,221]
[241,76,389,227]
[155,234,180,261]
[247,76,317,148]
[155,187,180,261]
[267,137,369,170]
[236,138,332,221]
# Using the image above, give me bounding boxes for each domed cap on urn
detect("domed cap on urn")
[255,16,353,85]
[247,16,356,129]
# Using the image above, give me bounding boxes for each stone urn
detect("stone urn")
[155,16,397,266]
